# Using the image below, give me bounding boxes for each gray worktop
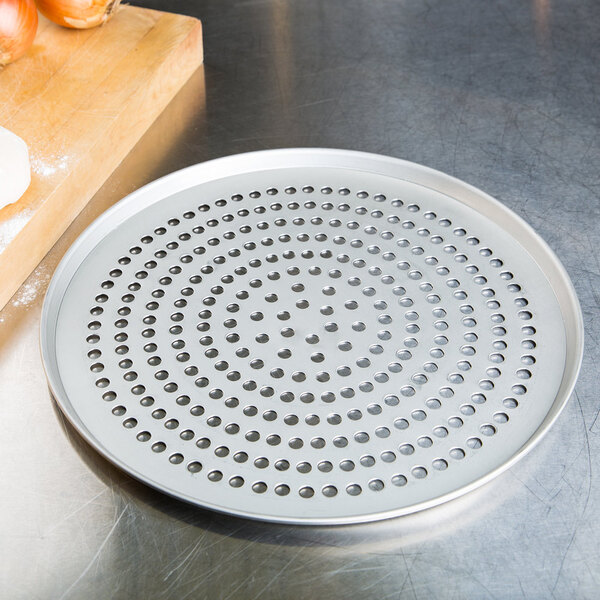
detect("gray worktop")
[1,0,599,597]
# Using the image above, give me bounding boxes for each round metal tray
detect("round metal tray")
[41,149,583,525]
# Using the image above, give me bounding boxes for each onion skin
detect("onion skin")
[0,0,38,66]
[36,0,121,30]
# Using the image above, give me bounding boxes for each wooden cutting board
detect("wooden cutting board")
[0,6,203,311]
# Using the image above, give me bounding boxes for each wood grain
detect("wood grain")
[0,6,203,310]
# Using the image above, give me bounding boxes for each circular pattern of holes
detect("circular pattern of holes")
[86,184,537,500]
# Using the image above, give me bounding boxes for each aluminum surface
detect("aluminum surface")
[41,149,582,524]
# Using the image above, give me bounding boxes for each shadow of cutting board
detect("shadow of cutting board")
[0,6,203,310]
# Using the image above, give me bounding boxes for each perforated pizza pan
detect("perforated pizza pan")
[41,149,583,525]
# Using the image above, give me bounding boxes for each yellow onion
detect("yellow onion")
[0,0,38,65]
[36,0,120,29]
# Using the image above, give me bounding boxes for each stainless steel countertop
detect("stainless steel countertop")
[1,1,599,597]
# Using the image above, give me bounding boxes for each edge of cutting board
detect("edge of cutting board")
[0,6,203,310]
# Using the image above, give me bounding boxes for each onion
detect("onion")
[0,0,38,66]
[35,0,121,30]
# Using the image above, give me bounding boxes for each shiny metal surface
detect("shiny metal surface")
[1,0,599,595]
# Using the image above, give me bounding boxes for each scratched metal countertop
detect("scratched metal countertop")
[1,0,599,597]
